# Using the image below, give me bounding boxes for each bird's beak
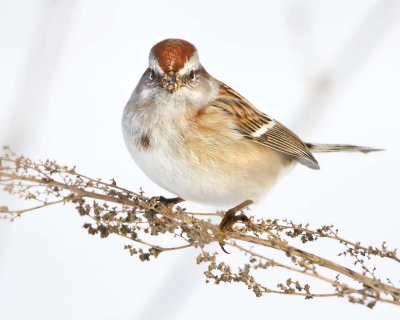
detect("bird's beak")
[162,71,181,92]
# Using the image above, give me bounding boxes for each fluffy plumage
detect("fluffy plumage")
[122,39,379,207]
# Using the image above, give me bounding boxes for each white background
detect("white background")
[0,0,399,319]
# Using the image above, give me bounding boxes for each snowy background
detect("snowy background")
[0,0,399,319]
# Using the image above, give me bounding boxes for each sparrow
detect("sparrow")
[122,38,380,231]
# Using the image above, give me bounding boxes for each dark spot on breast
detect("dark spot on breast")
[139,134,150,150]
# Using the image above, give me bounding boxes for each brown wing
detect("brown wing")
[211,82,320,169]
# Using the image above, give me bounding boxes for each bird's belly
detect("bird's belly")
[126,137,294,207]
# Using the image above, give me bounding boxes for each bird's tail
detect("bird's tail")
[306,143,383,154]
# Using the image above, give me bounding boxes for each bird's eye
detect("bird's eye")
[149,68,155,80]
[189,70,195,80]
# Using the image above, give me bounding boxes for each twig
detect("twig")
[1,147,399,308]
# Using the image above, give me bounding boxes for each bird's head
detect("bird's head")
[130,39,218,117]
[147,39,204,93]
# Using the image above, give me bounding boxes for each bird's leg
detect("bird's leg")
[148,196,184,218]
[152,196,184,207]
[218,200,253,253]
[219,199,253,231]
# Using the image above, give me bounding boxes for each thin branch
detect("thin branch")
[1,148,399,308]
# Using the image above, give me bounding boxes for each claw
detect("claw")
[219,241,230,254]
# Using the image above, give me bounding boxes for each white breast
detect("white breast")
[122,81,293,207]
[122,110,293,207]
[122,109,190,196]
[122,109,222,205]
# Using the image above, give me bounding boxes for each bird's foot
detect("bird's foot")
[218,200,253,253]
[151,196,184,208]
[219,209,250,232]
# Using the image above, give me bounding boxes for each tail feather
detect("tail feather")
[306,143,384,154]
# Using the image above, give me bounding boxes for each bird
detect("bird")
[122,38,380,231]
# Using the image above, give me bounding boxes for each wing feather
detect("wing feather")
[212,82,320,169]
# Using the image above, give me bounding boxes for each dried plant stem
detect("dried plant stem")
[0,147,399,308]
[233,234,400,298]
[231,243,398,306]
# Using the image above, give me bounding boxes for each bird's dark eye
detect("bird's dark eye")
[149,68,155,80]
[189,70,195,80]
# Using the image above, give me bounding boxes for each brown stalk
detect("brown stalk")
[1,147,399,308]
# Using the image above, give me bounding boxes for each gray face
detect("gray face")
[128,45,217,118]
[140,65,205,94]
